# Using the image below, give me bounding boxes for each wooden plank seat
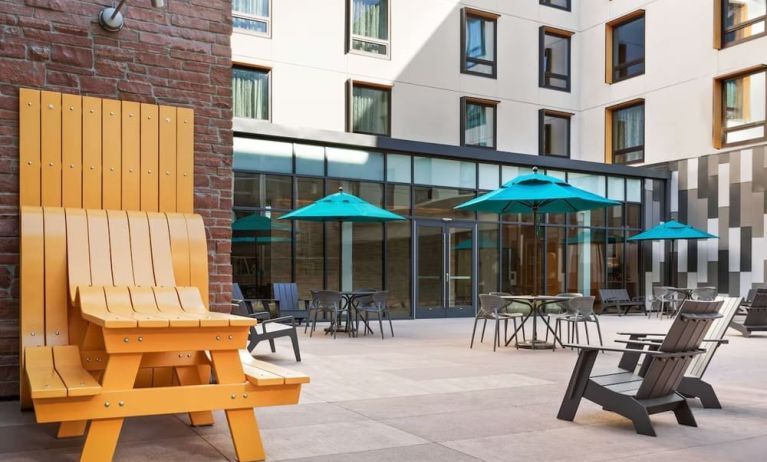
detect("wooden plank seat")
[26,346,102,399]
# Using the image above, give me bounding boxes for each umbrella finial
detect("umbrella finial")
[532,166,538,174]
[338,186,343,193]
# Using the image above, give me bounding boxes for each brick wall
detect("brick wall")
[0,0,233,398]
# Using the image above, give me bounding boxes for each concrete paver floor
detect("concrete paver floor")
[2,315,766,461]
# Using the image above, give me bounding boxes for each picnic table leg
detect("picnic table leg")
[175,365,215,426]
[81,353,142,461]
[211,350,265,462]
[58,420,87,438]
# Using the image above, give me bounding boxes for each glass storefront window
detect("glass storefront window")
[233,137,292,174]
[413,186,475,219]
[386,221,411,317]
[295,143,325,176]
[327,180,384,207]
[501,223,536,295]
[607,177,625,201]
[607,230,625,289]
[327,147,384,181]
[478,163,499,190]
[296,177,324,208]
[414,157,476,188]
[608,205,623,228]
[477,224,499,295]
[626,239,640,298]
[387,154,411,183]
[385,184,411,215]
[627,178,642,202]
[627,203,641,229]
[501,165,533,184]
[566,227,605,296]
[295,221,325,299]
[546,227,566,294]
[234,172,292,210]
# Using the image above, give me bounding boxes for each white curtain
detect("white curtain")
[352,0,387,40]
[233,0,269,17]
[614,105,643,150]
[353,86,388,134]
[233,68,268,120]
[465,103,493,146]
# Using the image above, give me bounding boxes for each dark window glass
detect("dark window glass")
[540,30,571,91]
[625,239,640,298]
[462,99,496,147]
[233,173,292,209]
[478,223,500,295]
[386,221,411,318]
[232,0,270,35]
[385,184,411,216]
[612,103,645,164]
[540,110,570,156]
[462,11,497,77]
[540,0,571,11]
[546,227,566,294]
[627,203,641,229]
[413,187,475,220]
[607,230,624,289]
[722,69,766,145]
[612,16,644,82]
[351,84,391,136]
[608,204,623,228]
[295,221,325,298]
[501,224,536,295]
[723,0,766,47]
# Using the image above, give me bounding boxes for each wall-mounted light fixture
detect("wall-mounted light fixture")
[99,0,166,32]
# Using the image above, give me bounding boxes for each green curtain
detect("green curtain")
[352,0,388,40]
[353,86,389,135]
[233,0,269,17]
[233,68,269,120]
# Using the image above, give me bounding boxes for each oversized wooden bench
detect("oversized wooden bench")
[18,89,308,462]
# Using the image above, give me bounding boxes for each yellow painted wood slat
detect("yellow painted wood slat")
[107,210,134,286]
[110,287,168,328]
[176,108,195,213]
[158,106,177,212]
[140,103,159,212]
[40,91,62,207]
[19,88,41,206]
[122,101,141,211]
[65,209,91,303]
[82,96,103,209]
[132,287,198,327]
[61,94,82,208]
[78,286,137,329]
[20,206,45,408]
[147,213,176,287]
[127,211,155,286]
[43,208,68,346]
[167,213,191,286]
[240,353,310,385]
[185,214,209,308]
[52,346,101,397]
[103,286,134,315]
[25,347,67,399]
[86,209,113,287]
[102,99,122,210]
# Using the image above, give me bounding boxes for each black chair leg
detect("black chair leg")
[480,319,487,343]
[493,319,500,352]
[673,401,698,428]
[387,310,394,337]
[557,349,598,422]
[378,312,384,340]
[594,317,604,347]
[583,322,590,346]
[470,315,480,348]
[289,328,301,361]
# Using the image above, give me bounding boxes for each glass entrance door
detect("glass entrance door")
[416,221,475,318]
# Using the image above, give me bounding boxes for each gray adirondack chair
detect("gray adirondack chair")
[557,299,723,436]
[599,288,647,316]
[730,289,767,337]
[615,297,741,409]
[232,283,301,361]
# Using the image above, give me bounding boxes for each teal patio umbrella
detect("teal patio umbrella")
[455,167,619,294]
[232,213,290,232]
[628,220,717,286]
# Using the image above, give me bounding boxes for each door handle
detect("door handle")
[445,272,449,280]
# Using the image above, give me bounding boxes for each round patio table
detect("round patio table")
[500,295,573,350]
[323,290,377,336]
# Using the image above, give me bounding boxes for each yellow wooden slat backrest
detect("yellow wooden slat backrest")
[61,94,83,208]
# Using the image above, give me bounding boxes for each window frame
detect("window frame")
[540,0,571,12]
[232,63,272,122]
[460,96,499,148]
[232,0,272,38]
[347,0,392,59]
[713,65,767,148]
[347,80,393,137]
[539,109,572,158]
[605,10,645,84]
[605,98,645,165]
[460,8,500,79]
[717,0,767,48]
[539,26,573,92]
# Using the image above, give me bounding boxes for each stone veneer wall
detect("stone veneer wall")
[0,0,233,398]
[646,144,767,297]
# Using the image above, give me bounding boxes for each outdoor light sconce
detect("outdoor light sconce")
[99,0,166,32]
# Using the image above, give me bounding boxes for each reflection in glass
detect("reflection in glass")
[501,224,536,295]
[612,16,645,81]
[723,70,766,144]
[386,221,411,317]
[295,221,325,299]
[414,157,476,188]
[541,32,570,90]
[464,101,495,147]
[607,230,624,289]
[463,13,496,75]
[385,184,410,215]
[234,173,292,210]
[477,224,499,295]
[351,0,389,55]
[327,148,384,181]
[413,187,475,219]
[566,227,605,296]
[723,0,766,46]
[541,112,570,156]
[296,177,323,208]
[386,154,412,183]
[449,227,474,307]
[233,137,291,173]
[626,239,640,298]
[417,225,443,310]
[546,227,565,294]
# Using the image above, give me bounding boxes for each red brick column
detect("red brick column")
[0,0,233,397]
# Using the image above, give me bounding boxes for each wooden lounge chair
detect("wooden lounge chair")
[730,289,767,337]
[599,288,647,316]
[258,282,311,324]
[557,300,722,436]
[18,89,308,462]
[615,296,741,409]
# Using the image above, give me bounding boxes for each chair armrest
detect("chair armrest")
[261,315,295,326]
[563,344,706,358]
[631,296,645,302]
[616,332,666,337]
[614,339,663,347]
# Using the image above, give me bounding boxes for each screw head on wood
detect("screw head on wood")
[104,401,110,407]
[118,401,125,407]
[123,337,129,343]
[230,394,236,399]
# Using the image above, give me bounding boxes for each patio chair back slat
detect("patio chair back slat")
[273,283,301,310]
[107,210,135,286]
[43,208,68,347]
[687,296,741,378]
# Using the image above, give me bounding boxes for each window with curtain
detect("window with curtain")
[721,68,766,145]
[539,110,570,157]
[610,13,644,82]
[540,0,571,11]
[233,0,271,36]
[611,102,644,164]
[540,27,572,91]
[351,83,391,136]
[723,0,767,47]
[462,98,496,147]
[461,9,497,77]
[233,67,270,120]
[349,0,390,56]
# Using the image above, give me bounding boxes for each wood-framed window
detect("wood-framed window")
[539,109,572,157]
[717,0,767,48]
[539,26,573,92]
[233,0,271,37]
[348,81,392,136]
[461,97,498,148]
[605,10,645,84]
[348,0,391,58]
[540,0,571,12]
[605,99,644,165]
[233,65,271,121]
[461,8,499,78]
[713,65,767,148]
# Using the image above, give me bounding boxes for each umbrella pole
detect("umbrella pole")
[533,207,538,296]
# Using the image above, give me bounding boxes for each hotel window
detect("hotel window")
[233,66,270,120]
[232,0,271,37]
[606,100,644,165]
[715,66,767,147]
[349,82,391,136]
[461,9,498,78]
[539,109,571,157]
[540,0,571,12]
[720,0,767,47]
[606,11,645,83]
[348,0,390,57]
[540,27,573,91]
[461,97,497,148]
